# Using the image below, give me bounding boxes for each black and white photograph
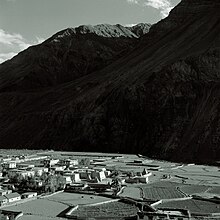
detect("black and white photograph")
[0,0,219,219]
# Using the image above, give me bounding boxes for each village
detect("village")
[0,150,219,220]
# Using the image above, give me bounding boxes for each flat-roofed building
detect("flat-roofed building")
[125,170,152,184]
[0,189,12,196]
[44,159,59,167]
[0,196,7,206]
[17,164,35,169]
[91,169,106,182]
[71,173,80,182]
[60,159,78,166]
[4,162,16,169]
[4,192,21,203]
[77,169,93,180]
[51,165,66,172]
[63,176,72,184]
[2,158,11,163]
[21,192,37,199]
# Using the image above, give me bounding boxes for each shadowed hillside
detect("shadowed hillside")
[0,0,219,164]
[0,23,151,91]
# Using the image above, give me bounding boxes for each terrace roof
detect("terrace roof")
[4,192,20,199]
[22,192,37,196]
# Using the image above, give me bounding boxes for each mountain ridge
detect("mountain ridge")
[0,23,151,92]
[50,23,151,41]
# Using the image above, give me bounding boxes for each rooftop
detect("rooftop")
[0,196,6,201]
[4,192,20,199]
[22,192,37,196]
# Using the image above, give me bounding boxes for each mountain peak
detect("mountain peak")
[148,0,220,39]
[50,23,151,43]
[0,23,151,91]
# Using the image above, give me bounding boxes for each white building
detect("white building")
[71,173,80,182]
[91,169,106,182]
[125,169,152,184]
[5,192,21,203]
[23,155,48,162]
[0,189,12,196]
[76,169,93,180]
[1,158,12,163]
[17,164,35,169]
[4,162,16,169]
[63,176,72,184]
[21,192,37,199]
[0,195,7,206]
[51,165,66,172]
[44,159,59,167]
[60,159,78,166]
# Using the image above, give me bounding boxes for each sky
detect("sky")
[0,0,180,63]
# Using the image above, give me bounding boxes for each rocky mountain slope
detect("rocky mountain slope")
[0,0,219,163]
[0,23,151,91]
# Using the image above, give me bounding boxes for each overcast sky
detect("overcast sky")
[0,0,180,63]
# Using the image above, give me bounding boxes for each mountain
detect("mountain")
[0,0,220,164]
[0,23,151,91]
[126,23,152,37]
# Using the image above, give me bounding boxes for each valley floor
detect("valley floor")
[0,150,219,219]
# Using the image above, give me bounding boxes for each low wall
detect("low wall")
[161,196,192,203]
[38,190,64,199]
[0,196,38,208]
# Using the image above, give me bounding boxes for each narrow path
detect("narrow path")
[138,187,144,199]
[176,186,189,197]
